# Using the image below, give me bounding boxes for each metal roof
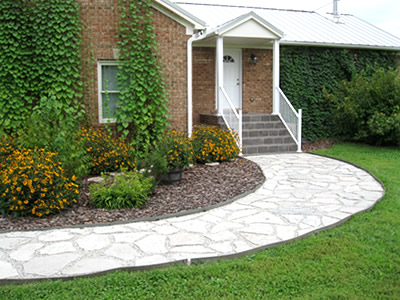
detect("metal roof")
[173,2,400,50]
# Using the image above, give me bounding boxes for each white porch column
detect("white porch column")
[216,36,224,114]
[273,39,280,114]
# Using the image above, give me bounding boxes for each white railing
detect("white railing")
[277,87,302,152]
[219,87,242,149]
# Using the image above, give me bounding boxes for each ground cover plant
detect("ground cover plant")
[1,143,399,298]
[89,171,155,210]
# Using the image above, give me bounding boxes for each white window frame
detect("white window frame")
[97,60,122,123]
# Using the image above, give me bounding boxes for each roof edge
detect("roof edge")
[281,41,400,51]
[153,0,206,30]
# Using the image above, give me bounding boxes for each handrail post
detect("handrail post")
[238,108,242,151]
[297,109,302,152]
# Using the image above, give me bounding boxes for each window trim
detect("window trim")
[97,60,121,123]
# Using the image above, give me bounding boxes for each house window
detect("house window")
[98,61,121,123]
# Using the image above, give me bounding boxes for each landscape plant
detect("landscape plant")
[116,0,169,150]
[89,171,155,210]
[0,0,84,135]
[79,127,136,175]
[17,95,89,179]
[326,66,400,146]
[0,143,79,217]
[280,46,397,141]
[137,130,193,181]
[192,125,240,163]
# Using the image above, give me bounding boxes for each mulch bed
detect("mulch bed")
[0,158,265,232]
[0,141,333,232]
[302,140,334,152]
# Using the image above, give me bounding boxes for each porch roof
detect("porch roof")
[174,2,400,51]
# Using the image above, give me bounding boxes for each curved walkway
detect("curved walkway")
[0,154,385,282]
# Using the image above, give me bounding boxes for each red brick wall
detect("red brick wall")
[152,9,189,131]
[192,47,216,124]
[79,1,190,131]
[242,48,273,114]
[80,0,120,125]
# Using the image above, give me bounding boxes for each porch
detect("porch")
[188,12,302,153]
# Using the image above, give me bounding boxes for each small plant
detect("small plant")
[137,130,192,182]
[79,127,136,175]
[0,144,79,217]
[160,130,193,171]
[191,125,240,163]
[89,171,155,210]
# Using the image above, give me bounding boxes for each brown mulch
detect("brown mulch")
[0,158,265,232]
[302,140,334,152]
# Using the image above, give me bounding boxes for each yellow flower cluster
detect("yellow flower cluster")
[0,142,79,217]
[192,125,240,163]
[163,130,193,170]
[79,127,136,175]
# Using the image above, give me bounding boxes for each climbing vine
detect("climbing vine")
[280,46,397,141]
[0,0,84,134]
[117,0,169,150]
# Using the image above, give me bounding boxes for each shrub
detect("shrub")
[79,127,136,175]
[191,125,240,163]
[0,144,79,217]
[326,67,400,146]
[89,171,155,209]
[159,130,193,171]
[137,130,193,180]
[16,96,90,179]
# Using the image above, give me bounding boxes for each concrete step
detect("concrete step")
[242,144,298,155]
[243,136,296,146]
[242,121,285,130]
[242,114,280,122]
[241,113,297,154]
[242,128,290,138]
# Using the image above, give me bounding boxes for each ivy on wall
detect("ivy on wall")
[280,46,397,141]
[117,0,169,150]
[0,0,84,134]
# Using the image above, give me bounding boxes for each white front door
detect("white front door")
[223,49,242,109]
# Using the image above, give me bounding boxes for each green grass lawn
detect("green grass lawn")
[1,143,399,299]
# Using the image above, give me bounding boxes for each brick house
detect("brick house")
[81,0,400,154]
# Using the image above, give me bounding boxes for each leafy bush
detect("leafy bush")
[17,95,90,179]
[326,67,400,146]
[0,143,79,217]
[79,127,136,175]
[89,171,155,210]
[192,126,240,163]
[137,130,192,181]
[280,46,397,141]
[159,130,193,171]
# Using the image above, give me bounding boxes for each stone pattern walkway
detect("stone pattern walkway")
[0,154,384,281]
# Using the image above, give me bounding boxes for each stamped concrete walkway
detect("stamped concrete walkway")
[0,154,385,282]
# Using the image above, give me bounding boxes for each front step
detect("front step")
[242,113,297,155]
